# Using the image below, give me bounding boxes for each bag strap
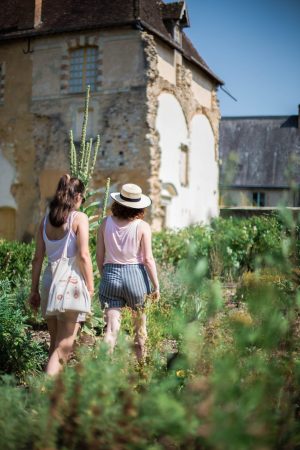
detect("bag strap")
[43,214,48,236]
[61,211,77,258]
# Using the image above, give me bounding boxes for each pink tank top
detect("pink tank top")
[43,211,78,262]
[104,216,143,265]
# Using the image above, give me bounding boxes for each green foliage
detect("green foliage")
[0,281,47,379]
[153,215,286,280]
[0,239,34,285]
[1,214,300,448]
[69,85,100,188]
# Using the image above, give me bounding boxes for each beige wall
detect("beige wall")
[154,40,214,110]
[102,31,145,89]
[32,40,62,98]
[155,40,176,85]
[185,62,213,108]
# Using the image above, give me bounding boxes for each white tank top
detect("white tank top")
[104,216,143,265]
[43,211,77,262]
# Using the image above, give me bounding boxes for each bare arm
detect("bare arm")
[75,213,94,296]
[29,220,45,309]
[96,220,106,275]
[140,222,160,297]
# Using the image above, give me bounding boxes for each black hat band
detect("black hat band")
[120,193,141,203]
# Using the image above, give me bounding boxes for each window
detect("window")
[69,47,97,93]
[252,192,265,207]
[180,144,189,186]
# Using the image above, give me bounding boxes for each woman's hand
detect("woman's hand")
[151,289,160,301]
[88,288,94,298]
[29,291,41,311]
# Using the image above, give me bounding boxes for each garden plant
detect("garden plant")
[0,88,300,449]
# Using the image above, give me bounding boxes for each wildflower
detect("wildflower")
[226,247,233,255]
[176,370,186,378]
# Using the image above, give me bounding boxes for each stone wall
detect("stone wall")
[142,32,220,230]
[0,27,221,239]
[0,29,151,240]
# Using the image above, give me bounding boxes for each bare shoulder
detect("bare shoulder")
[98,216,108,234]
[74,211,88,221]
[139,219,151,234]
[73,211,89,230]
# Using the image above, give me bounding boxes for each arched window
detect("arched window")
[69,47,97,93]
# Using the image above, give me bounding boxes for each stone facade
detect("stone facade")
[0,2,222,240]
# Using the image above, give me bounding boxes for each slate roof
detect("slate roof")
[219,115,300,188]
[161,1,189,25]
[0,0,223,84]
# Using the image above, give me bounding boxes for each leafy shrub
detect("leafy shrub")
[0,215,300,449]
[153,215,286,280]
[0,281,47,379]
[0,239,34,285]
[153,225,211,267]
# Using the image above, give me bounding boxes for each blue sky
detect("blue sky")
[181,0,300,117]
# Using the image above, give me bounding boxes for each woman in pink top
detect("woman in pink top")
[28,174,94,376]
[96,183,160,361]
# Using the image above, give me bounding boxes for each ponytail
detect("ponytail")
[49,174,85,227]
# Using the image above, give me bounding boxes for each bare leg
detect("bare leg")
[46,313,80,376]
[46,317,57,359]
[103,308,122,354]
[133,311,147,363]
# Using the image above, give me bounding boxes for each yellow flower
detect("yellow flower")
[176,370,186,378]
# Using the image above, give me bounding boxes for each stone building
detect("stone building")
[219,107,300,214]
[0,0,223,241]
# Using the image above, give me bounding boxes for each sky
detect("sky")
[180,0,300,117]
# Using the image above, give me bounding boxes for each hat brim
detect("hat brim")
[111,192,151,209]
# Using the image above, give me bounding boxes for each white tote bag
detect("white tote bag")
[46,213,91,316]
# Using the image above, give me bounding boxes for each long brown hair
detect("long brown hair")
[49,174,85,227]
[111,201,145,220]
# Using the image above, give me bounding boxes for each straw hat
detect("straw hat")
[111,183,151,209]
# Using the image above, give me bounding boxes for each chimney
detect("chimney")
[34,0,42,28]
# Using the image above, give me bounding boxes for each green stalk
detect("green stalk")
[69,129,77,176]
[89,134,100,183]
[79,85,90,174]
[99,177,111,224]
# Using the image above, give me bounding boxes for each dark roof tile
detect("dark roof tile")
[161,2,184,21]
[219,116,300,187]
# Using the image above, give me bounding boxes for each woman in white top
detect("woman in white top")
[29,174,94,376]
[96,183,160,362]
